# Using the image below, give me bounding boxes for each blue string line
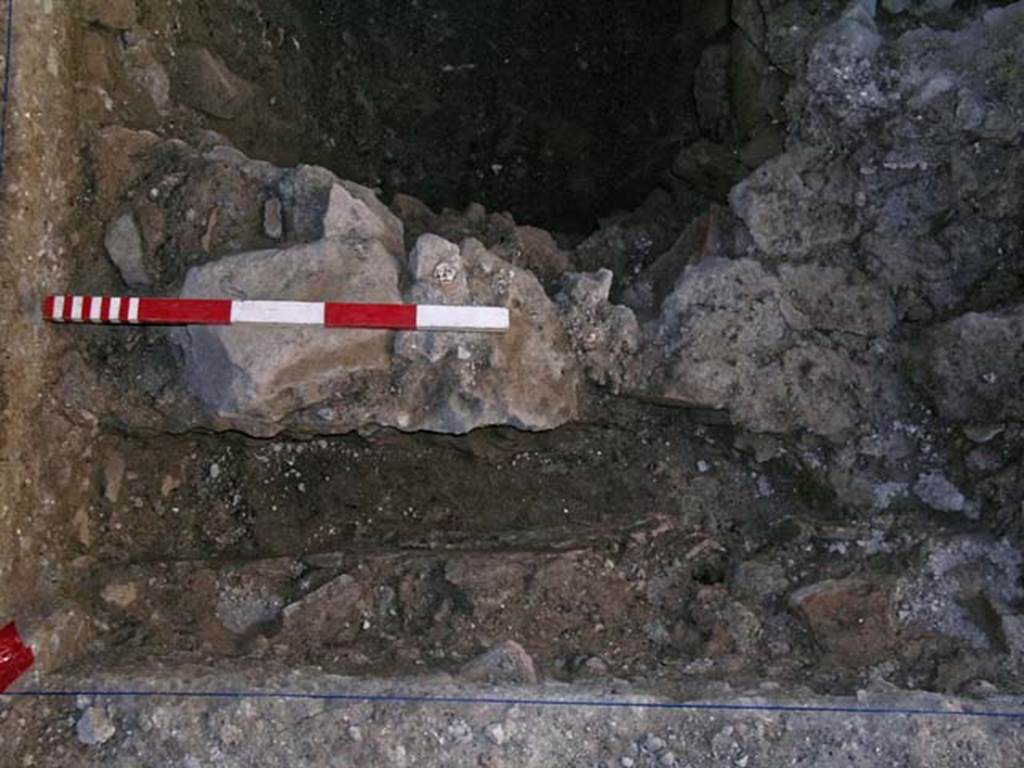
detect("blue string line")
[0,0,13,182]
[4,689,1024,721]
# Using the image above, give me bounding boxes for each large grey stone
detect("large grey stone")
[392,236,581,434]
[730,149,864,261]
[460,640,538,685]
[645,257,890,438]
[180,237,403,431]
[176,233,580,437]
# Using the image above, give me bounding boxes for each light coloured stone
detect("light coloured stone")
[103,453,127,503]
[76,707,116,746]
[105,213,149,287]
[324,182,405,259]
[913,472,966,513]
[177,231,579,436]
[263,198,283,240]
[101,582,138,609]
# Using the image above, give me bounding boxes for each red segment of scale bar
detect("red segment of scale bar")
[0,622,34,693]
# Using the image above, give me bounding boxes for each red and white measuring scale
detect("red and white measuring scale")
[42,295,509,332]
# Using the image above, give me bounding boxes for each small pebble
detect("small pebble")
[484,722,507,746]
[263,198,284,240]
[643,734,667,753]
[76,707,115,746]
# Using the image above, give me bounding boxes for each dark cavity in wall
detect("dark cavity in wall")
[291,0,693,231]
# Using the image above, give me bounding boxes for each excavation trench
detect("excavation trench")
[3,1,1024,762]
[8,0,806,686]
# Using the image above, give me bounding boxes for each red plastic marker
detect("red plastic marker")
[42,295,510,333]
[0,622,34,693]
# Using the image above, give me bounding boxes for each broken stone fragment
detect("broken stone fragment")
[102,452,127,503]
[324,182,405,259]
[180,237,402,430]
[76,706,116,746]
[731,0,768,49]
[911,306,1024,424]
[124,40,172,117]
[730,149,865,260]
[646,257,888,438]
[673,140,748,201]
[484,721,508,746]
[513,225,571,288]
[731,561,789,604]
[789,577,894,667]
[91,127,161,208]
[100,582,138,609]
[390,192,437,248]
[14,605,97,683]
[174,46,254,120]
[894,536,1023,651]
[281,574,369,645]
[173,222,579,436]
[393,236,581,433]
[695,44,736,142]
[263,198,284,240]
[104,212,150,287]
[913,472,966,514]
[215,575,285,635]
[407,233,468,302]
[460,640,538,685]
[963,424,1005,444]
[556,269,640,392]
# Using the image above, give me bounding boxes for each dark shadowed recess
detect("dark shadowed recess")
[291,0,694,231]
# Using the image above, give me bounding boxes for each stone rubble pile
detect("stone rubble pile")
[93,1,1024,524]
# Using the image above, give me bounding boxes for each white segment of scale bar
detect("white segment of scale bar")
[230,300,326,325]
[416,305,509,332]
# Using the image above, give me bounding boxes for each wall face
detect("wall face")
[0,1,89,620]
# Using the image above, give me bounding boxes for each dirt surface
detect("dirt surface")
[5,666,1024,766]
